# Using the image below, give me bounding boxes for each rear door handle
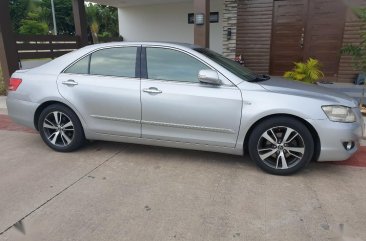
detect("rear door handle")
[143,87,162,94]
[62,79,78,86]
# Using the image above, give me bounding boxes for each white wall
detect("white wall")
[118,0,224,53]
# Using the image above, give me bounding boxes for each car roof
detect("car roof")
[89,41,202,50]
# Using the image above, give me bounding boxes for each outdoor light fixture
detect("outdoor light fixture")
[188,12,219,24]
[195,13,204,25]
[227,28,232,40]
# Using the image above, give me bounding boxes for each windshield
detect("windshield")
[194,48,258,82]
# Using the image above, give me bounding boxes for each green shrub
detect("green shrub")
[98,32,112,38]
[0,67,5,96]
[19,20,49,35]
[284,58,324,83]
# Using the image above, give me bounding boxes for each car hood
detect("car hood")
[257,76,358,107]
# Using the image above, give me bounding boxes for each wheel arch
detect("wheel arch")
[243,114,321,162]
[34,100,86,132]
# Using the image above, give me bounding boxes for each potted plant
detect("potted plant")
[284,58,324,84]
[341,7,366,114]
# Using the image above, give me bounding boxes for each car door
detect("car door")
[141,46,242,148]
[57,46,141,137]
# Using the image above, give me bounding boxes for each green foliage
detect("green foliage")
[10,1,119,38]
[341,7,366,73]
[90,21,100,43]
[9,0,30,33]
[18,1,49,35]
[39,0,74,35]
[99,32,112,38]
[86,3,119,38]
[284,58,324,83]
[97,5,119,37]
[19,20,49,35]
[0,67,5,96]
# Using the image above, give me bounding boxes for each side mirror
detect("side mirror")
[198,69,221,85]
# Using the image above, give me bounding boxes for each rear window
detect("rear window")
[64,55,89,75]
[90,47,137,78]
[64,47,138,78]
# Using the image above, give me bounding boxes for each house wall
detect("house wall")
[117,0,224,53]
[117,0,366,83]
[338,0,366,83]
[236,0,273,74]
[235,0,366,83]
[222,0,238,59]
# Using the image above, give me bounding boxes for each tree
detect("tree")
[97,5,119,37]
[90,21,99,43]
[18,1,49,35]
[40,0,75,35]
[10,0,119,38]
[19,20,49,35]
[86,3,119,40]
[9,0,30,33]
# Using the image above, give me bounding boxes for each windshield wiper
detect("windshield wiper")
[249,74,271,82]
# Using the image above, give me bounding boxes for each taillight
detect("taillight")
[8,78,22,91]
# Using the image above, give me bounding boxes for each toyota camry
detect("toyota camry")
[6,42,364,175]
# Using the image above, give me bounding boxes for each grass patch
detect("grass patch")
[0,67,6,96]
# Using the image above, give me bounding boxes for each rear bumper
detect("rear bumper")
[6,96,38,130]
[309,118,363,161]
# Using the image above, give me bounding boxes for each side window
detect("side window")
[90,47,137,78]
[64,55,89,74]
[146,48,209,83]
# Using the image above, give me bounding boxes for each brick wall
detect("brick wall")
[222,0,238,59]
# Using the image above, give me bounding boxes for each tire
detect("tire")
[38,104,85,152]
[248,116,314,175]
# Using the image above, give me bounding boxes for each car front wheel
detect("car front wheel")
[248,117,314,175]
[38,104,85,152]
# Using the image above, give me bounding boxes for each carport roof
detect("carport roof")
[90,0,191,7]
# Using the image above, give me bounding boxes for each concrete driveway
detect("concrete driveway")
[0,114,366,241]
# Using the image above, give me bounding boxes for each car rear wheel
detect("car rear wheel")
[38,104,85,152]
[248,117,314,175]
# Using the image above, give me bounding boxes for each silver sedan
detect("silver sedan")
[6,42,363,175]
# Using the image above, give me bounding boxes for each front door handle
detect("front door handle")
[143,87,162,94]
[62,79,78,86]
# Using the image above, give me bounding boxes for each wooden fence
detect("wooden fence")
[15,35,81,60]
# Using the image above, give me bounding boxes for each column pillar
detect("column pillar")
[72,0,88,47]
[0,1,19,88]
[194,0,210,48]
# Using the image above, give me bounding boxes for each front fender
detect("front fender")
[235,90,326,150]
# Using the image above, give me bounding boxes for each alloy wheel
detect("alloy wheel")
[257,126,305,169]
[43,111,75,147]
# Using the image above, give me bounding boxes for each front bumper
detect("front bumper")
[308,116,363,161]
[6,96,38,130]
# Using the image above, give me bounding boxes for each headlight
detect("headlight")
[322,105,356,123]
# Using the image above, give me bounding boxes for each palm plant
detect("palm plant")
[90,21,99,44]
[86,3,100,44]
[284,58,324,83]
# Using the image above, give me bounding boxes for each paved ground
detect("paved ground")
[0,96,6,115]
[0,113,366,241]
